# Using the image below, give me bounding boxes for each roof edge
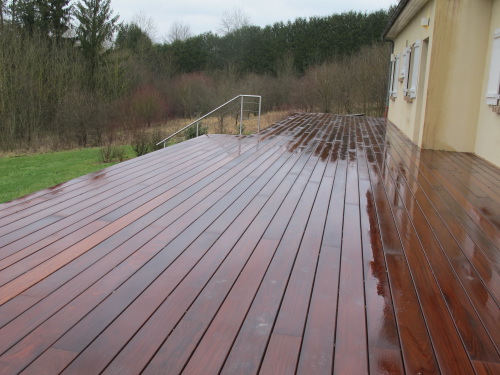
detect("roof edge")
[382,0,429,40]
[382,0,410,40]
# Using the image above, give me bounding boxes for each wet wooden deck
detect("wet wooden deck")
[0,113,499,375]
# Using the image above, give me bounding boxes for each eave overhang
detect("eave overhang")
[383,0,430,40]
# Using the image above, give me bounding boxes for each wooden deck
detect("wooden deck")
[0,113,499,375]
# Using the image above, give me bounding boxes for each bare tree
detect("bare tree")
[218,6,250,35]
[166,21,192,43]
[273,51,296,107]
[310,62,338,113]
[132,11,157,41]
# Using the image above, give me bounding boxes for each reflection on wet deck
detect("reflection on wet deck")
[0,113,499,374]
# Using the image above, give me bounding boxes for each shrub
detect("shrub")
[99,145,115,163]
[98,144,127,163]
[184,122,208,139]
[132,130,150,156]
[149,128,166,152]
[113,146,127,161]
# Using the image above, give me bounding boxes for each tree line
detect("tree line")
[159,10,390,75]
[0,0,393,152]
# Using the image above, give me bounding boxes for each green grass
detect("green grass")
[0,146,135,204]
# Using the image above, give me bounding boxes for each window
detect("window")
[408,40,421,98]
[389,53,399,98]
[486,29,500,106]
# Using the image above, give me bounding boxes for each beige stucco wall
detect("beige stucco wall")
[475,0,500,167]
[422,0,493,152]
[387,1,435,147]
[387,0,500,166]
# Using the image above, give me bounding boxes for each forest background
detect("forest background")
[0,0,393,153]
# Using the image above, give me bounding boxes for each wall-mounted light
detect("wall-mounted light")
[421,17,430,29]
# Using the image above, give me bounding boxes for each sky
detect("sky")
[111,0,399,42]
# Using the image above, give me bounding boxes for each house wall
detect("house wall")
[422,0,493,153]
[387,1,435,146]
[475,0,500,166]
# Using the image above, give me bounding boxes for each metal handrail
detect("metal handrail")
[156,95,262,148]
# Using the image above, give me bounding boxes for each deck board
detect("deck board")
[0,113,499,374]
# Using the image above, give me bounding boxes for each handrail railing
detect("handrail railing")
[156,94,262,148]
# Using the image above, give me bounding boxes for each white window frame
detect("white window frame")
[486,29,500,106]
[402,46,412,96]
[408,40,421,99]
[389,53,400,98]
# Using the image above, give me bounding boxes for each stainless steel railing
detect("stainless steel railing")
[156,95,262,148]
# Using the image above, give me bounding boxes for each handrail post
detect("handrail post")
[240,96,244,136]
[257,96,262,133]
[196,122,199,137]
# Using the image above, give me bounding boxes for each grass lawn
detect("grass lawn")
[0,147,134,204]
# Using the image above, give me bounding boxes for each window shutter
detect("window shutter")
[409,40,421,98]
[400,49,408,80]
[392,54,400,97]
[402,47,411,96]
[389,54,396,97]
[486,29,500,105]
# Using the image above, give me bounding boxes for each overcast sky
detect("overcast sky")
[111,0,398,42]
